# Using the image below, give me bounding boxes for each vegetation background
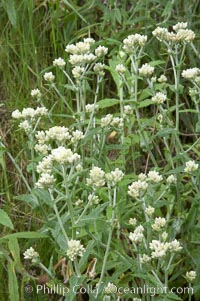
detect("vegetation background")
[0,0,200,300]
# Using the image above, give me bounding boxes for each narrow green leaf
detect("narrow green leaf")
[2,0,17,27]
[0,209,14,230]
[8,261,19,301]
[0,232,47,242]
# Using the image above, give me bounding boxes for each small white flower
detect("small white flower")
[182,68,200,79]
[158,75,167,82]
[100,114,113,128]
[86,166,105,188]
[139,63,154,77]
[85,103,99,113]
[124,105,133,115]
[35,173,56,189]
[166,174,177,184]
[184,160,198,173]
[173,22,188,32]
[88,193,100,205]
[72,66,85,79]
[129,218,137,226]
[12,109,22,119]
[53,57,66,67]
[147,170,163,183]
[31,88,41,99]
[128,180,148,198]
[71,130,84,143]
[152,27,170,42]
[169,239,182,252]
[106,168,124,185]
[34,144,49,155]
[95,45,108,57]
[23,247,39,260]
[66,239,85,261]
[145,206,155,216]
[44,72,55,82]
[19,120,32,133]
[186,271,197,282]
[115,64,126,74]
[149,240,170,258]
[152,92,167,104]
[140,254,151,264]
[111,117,124,128]
[93,63,105,76]
[123,34,147,53]
[152,217,166,231]
[36,156,53,174]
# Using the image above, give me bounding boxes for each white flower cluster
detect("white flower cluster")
[86,166,105,187]
[184,160,199,173]
[85,103,99,113]
[100,114,123,128]
[71,130,85,143]
[12,107,48,134]
[36,156,53,174]
[139,63,154,77]
[23,247,39,260]
[186,271,197,282]
[72,66,85,79]
[147,170,163,183]
[31,88,41,99]
[51,146,80,164]
[35,127,71,148]
[35,173,56,189]
[158,74,167,83]
[129,217,137,226]
[152,92,167,104]
[149,238,182,259]
[53,57,66,67]
[182,68,200,80]
[12,107,48,120]
[93,63,105,76]
[123,34,147,53]
[105,168,124,185]
[129,225,144,244]
[124,105,133,115]
[115,64,126,74]
[95,45,108,57]
[44,72,55,82]
[145,206,155,216]
[128,180,148,198]
[152,22,195,44]
[152,217,166,231]
[140,254,151,264]
[66,239,85,261]
[166,174,177,184]
[88,193,100,205]
[65,38,108,67]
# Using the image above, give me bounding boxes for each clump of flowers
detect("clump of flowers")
[128,179,148,198]
[152,217,166,231]
[105,168,124,185]
[86,166,105,188]
[23,247,39,262]
[186,271,197,282]
[129,225,144,244]
[184,160,199,173]
[139,63,154,77]
[152,92,167,104]
[66,239,85,261]
[147,170,163,183]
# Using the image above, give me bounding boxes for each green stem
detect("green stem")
[95,186,117,298]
